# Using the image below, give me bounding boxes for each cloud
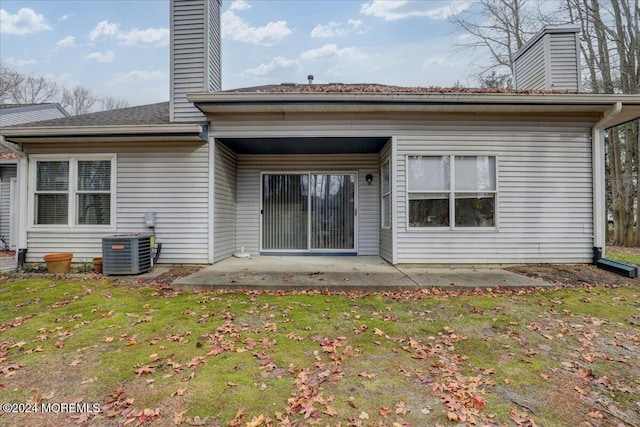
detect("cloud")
[360,0,471,21]
[311,19,363,38]
[59,14,69,21]
[86,50,115,63]
[89,20,119,41]
[229,0,251,11]
[118,28,169,47]
[222,10,291,46]
[110,69,166,84]
[241,56,300,77]
[3,57,36,67]
[56,36,76,48]
[301,44,366,60]
[88,20,168,47]
[0,7,51,35]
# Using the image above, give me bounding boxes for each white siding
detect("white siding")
[235,154,379,255]
[395,117,593,264]
[25,143,210,264]
[0,165,17,247]
[549,32,580,91]
[170,0,221,122]
[379,141,393,263]
[214,142,236,262]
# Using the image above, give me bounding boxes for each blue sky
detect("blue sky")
[1,0,480,107]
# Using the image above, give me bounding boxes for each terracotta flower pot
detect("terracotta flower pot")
[93,257,103,274]
[43,253,73,274]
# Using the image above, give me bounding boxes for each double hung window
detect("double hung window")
[33,156,114,227]
[408,155,496,228]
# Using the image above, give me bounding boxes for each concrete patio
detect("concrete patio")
[172,255,549,291]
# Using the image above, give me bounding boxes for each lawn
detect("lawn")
[0,277,639,426]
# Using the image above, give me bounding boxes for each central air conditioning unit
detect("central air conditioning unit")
[102,233,153,275]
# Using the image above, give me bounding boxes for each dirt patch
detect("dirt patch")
[506,263,639,286]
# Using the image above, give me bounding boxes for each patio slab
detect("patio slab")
[172,256,550,291]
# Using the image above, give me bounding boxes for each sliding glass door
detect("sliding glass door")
[262,173,356,252]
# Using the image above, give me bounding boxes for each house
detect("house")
[0,103,69,250]
[1,0,639,268]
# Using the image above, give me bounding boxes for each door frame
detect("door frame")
[259,171,359,253]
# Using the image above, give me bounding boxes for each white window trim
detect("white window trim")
[381,159,391,229]
[28,154,117,231]
[406,154,499,231]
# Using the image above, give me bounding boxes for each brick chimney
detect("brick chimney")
[170,0,221,122]
[513,25,581,92]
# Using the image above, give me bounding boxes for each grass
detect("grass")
[0,278,639,426]
[606,249,640,266]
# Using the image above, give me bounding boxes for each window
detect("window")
[381,160,391,228]
[408,155,496,228]
[33,156,114,227]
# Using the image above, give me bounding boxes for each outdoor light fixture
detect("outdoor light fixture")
[366,174,373,185]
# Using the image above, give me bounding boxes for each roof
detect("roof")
[191,85,640,129]
[0,103,64,110]
[1,102,207,144]
[0,103,70,127]
[8,102,170,128]
[223,83,578,94]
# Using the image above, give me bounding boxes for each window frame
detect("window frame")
[406,154,498,231]
[29,154,117,230]
[381,159,391,229]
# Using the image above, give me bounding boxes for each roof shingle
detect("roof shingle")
[6,102,170,128]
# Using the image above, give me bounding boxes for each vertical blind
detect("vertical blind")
[262,174,355,251]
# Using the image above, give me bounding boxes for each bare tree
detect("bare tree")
[450,0,540,85]
[61,85,99,115]
[8,75,59,104]
[100,96,130,111]
[0,66,24,104]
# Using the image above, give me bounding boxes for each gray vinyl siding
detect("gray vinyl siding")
[0,165,17,247]
[549,32,580,91]
[379,141,393,263]
[214,141,236,262]
[513,39,547,90]
[395,118,593,264]
[24,142,210,264]
[235,154,380,255]
[170,0,221,122]
[514,27,580,92]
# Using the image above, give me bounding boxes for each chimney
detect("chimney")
[513,25,581,92]
[170,0,222,122]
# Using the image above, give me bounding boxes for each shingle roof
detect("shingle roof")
[9,102,170,128]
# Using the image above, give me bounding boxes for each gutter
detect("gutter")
[0,136,28,267]
[592,102,622,260]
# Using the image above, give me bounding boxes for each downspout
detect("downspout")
[592,102,622,262]
[0,136,28,267]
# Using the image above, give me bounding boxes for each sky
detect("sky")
[0,0,484,107]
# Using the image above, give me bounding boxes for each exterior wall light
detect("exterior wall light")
[366,174,373,185]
